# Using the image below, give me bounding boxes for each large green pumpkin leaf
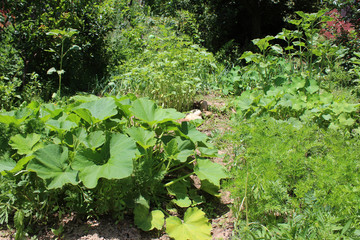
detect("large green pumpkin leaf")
[9,133,42,155]
[134,197,164,231]
[27,145,78,189]
[73,133,137,188]
[46,114,78,133]
[0,153,16,172]
[126,127,156,149]
[167,180,192,208]
[83,131,106,149]
[177,122,208,145]
[39,103,63,121]
[73,97,118,123]
[166,207,212,240]
[0,108,32,125]
[194,159,228,187]
[130,98,184,126]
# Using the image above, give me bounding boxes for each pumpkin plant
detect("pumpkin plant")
[0,94,227,239]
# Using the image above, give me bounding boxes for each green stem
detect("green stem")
[164,172,194,187]
[58,38,64,98]
[167,162,191,174]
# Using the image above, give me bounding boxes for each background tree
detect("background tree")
[1,0,111,97]
[145,0,321,61]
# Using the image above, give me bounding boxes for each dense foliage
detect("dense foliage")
[1,0,111,101]
[226,117,360,239]
[0,95,226,238]
[1,0,360,239]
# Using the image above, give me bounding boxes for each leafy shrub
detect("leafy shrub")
[106,16,219,111]
[227,117,360,239]
[0,95,227,238]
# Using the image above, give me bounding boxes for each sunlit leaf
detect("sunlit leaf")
[73,133,137,188]
[194,158,227,187]
[166,207,212,240]
[130,98,184,127]
[27,145,78,189]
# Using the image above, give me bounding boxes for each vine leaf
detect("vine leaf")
[73,133,137,188]
[0,153,16,172]
[0,108,32,125]
[9,133,42,155]
[73,97,118,124]
[194,158,228,187]
[166,207,212,240]
[134,197,164,231]
[130,98,184,126]
[126,127,156,149]
[27,145,78,189]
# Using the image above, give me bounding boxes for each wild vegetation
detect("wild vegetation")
[0,0,360,239]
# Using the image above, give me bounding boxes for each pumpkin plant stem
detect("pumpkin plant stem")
[164,172,193,187]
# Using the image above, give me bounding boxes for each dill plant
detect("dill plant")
[226,117,360,239]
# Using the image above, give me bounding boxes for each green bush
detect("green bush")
[106,15,219,111]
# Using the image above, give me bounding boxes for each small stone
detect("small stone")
[203,111,213,117]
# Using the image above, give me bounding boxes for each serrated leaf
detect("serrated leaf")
[27,145,78,189]
[46,114,78,132]
[126,127,156,149]
[134,203,165,231]
[73,133,137,188]
[84,131,105,149]
[338,113,355,126]
[0,108,32,125]
[74,97,118,123]
[130,98,184,126]
[167,180,192,207]
[166,207,212,240]
[164,139,180,158]
[178,122,208,145]
[9,133,42,155]
[306,80,319,94]
[0,153,16,172]
[194,159,227,187]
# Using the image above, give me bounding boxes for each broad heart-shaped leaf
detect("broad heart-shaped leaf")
[73,97,118,124]
[39,103,63,121]
[9,133,42,155]
[162,137,194,163]
[194,159,228,187]
[167,180,192,208]
[27,145,78,189]
[0,108,32,125]
[134,198,164,231]
[0,153,16,172]
[166,207,212,240]
[177,122,208,146]
[72,133,137,188]
[126,127,156,149]
[164,138,180,159]
[84,131,106,149]
[130,98,184,127]
[46,114,78,133]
